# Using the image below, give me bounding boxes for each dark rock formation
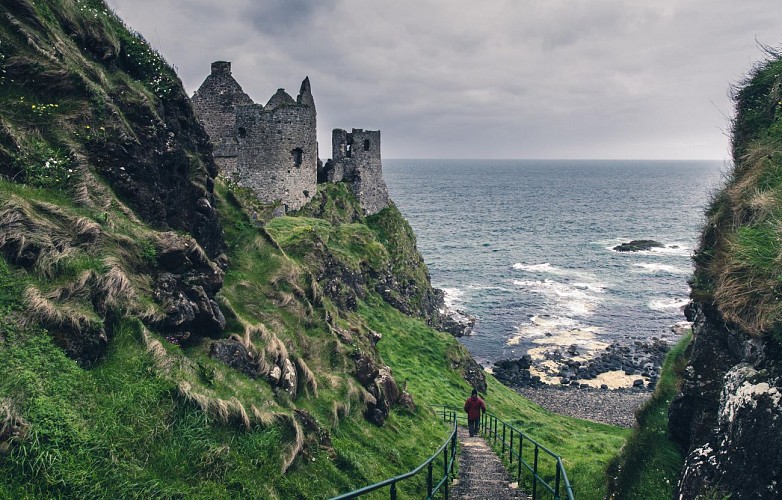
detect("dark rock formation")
[492,355,543,389]
[668,303,782,499]
[495,340,669,391]
[351,349,402,426]
[316,246,366,312]
[613,240,664,252]
[294,409,335,460]
[152,233,226,344]
[460,356,488,394]
[84,73,225,259]
[209,340,262,379]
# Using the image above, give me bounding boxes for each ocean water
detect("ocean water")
[382,159,726,367]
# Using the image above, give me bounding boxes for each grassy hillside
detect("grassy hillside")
[0,1,631,498]
[0,176,630,498]
[691,48,782,342]
[606,334,690,499]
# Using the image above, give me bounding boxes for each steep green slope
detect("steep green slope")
[691,50,782,338]
[606,334,690,499]
[666,48,782,499]
[0,1,630,498]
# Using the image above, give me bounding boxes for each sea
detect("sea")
[382,159,726,368]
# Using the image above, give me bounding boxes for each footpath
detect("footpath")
[451,426,529,499]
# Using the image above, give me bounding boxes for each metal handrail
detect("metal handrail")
[330,405,575,500]
[479,410,575,500]
[330,408,459,499]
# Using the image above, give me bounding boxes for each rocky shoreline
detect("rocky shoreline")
[489,337,673,427]
[513,385,649,428]
[493,338,671,391]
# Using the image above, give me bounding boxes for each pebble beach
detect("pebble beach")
[515,385,650,428]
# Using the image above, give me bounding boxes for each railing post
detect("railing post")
[427,462,433,498]
[555,460,562,500]
[443,442,449,499]
[502,423,506,457]
[532,445,539,500]
[518,436,523,482]
[391,481,397,500]
[451,430,457,472]
[510,428,514,465]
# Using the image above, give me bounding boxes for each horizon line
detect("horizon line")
[382,157,728,162]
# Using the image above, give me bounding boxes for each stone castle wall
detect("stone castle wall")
[329,128,389,216]
[192,61,386,215]
[235,86,317,211]
[191,61,253,174]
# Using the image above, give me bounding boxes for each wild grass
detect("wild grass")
[606,334,691,499]
[692,49,782,343]
[360,297,630,499]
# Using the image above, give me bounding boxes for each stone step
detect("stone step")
[451,427,531,500]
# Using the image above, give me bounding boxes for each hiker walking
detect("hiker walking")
[463,389,486,437]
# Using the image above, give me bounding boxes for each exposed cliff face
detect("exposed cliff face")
[669,50,782,499]
[0,0,225,361]
[669,303,782,499]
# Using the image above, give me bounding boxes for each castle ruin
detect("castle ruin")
[191,61,388,216]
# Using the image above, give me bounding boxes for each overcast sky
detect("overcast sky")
[105,0,781,160]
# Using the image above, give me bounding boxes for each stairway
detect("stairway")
[451,426,529,499]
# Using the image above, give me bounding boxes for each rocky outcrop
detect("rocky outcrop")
[667,50,782,499]
[669,302,782,499]
[209,340,263,379]
[493,355,543,389]
[351,349,402,426]
[152,233,226,344]
[612,240,664,252]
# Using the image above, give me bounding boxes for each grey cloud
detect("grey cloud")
[241,0,329,35]
[107,0,782,159]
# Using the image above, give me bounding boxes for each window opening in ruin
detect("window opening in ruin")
[238,127,247,138]
[363,139,370,151]
[345,143,352,158]
[291,148,303,167]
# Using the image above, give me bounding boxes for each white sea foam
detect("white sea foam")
[649,298,688,311]
[513,262,553,272]
[512,279,604,316]
[439,287,464,309]
[507,317,604,351]
[634,262,691,274]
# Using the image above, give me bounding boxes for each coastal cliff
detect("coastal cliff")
[0,1,489,496]
[668,49,782,499]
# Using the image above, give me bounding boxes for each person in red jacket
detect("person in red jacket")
[464,389,486,437]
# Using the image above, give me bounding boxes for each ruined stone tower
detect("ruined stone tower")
[324,128,390,216]
[192,62,388,216]
[192,63,317,212]
[190,61,253,176]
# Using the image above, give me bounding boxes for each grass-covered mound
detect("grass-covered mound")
[0,176,630,498]
[692,48,782,342]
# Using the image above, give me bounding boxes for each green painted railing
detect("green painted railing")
[476,409,575,500]
[329,408,459,499]
[331,406,574,500]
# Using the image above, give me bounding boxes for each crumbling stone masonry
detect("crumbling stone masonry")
[190,61,253,179]
[322,128,390,216]
[192,61,388,216]
[192,62,317,212]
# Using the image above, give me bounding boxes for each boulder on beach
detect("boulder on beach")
[613,240,664,252]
